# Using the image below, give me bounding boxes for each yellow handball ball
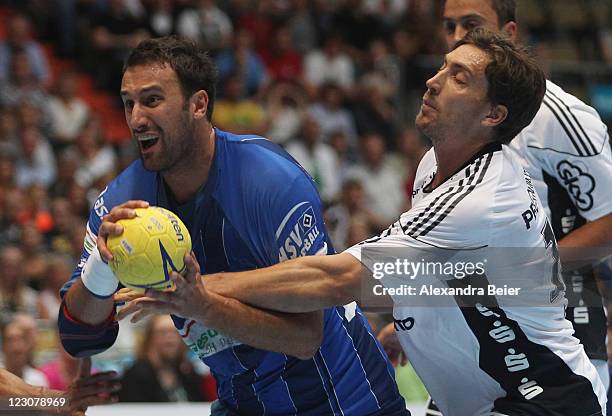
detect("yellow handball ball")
[107,206,192,292]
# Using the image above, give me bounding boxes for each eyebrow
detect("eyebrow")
[120,85,163,97]
[443,56,474,78]
[443,14,486,23]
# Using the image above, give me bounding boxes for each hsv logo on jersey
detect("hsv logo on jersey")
[278,204,322,262]
[556,160,595,211]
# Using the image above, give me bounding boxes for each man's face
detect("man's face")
[2,324,28,368]
[443,0,500,50]
[415,44,492,143]
[121,64,196,173]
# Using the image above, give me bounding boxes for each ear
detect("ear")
[482,104,508,128]
[190,90,209,120]
[501,21,518,43]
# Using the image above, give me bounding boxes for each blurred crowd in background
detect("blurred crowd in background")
[0,0,611,404]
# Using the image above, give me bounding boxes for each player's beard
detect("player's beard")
[139,110,195,173]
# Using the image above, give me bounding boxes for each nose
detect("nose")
[128,103,149,133]
[425,71,442,95]
[453,26,468,45]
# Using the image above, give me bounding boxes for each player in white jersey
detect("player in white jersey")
[432,1,612,404]
[118,29,606,415]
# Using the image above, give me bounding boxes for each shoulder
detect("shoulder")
[218,129,314,193]
[519,81,608,157]
[90,160,157,222]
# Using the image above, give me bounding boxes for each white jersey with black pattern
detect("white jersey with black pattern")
[510,80,612,362]
[346,144,606,416]
[510,80,612,223]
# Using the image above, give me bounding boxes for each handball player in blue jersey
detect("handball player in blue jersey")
[57,36,408,415]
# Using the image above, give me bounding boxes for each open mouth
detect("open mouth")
[137,135,160,150]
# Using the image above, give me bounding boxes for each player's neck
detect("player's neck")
[431,138,490,188]
[162,127,216,204]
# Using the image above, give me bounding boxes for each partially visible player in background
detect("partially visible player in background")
[58,36,408,415]
[0,356,119,415]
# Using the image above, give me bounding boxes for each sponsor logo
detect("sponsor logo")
[94,187,109,218]
[182,321,240,358]
[521,169,539,229]
[393,317,415,331]
[278,206,321,261]
[556,160,595,211]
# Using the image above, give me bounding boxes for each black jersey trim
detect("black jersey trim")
[542,97,586,157]
[543,93,597,157]
[403,155,484,237]
[546,90,598,156]
[419,151,493,237]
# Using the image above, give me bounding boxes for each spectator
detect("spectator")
[0,246,39,317]
[289,0,318,54]
[394,126,429,208]
[20,221,49,290]
[38,255,74,321]
[264,82,307,146]
[145,0,180,38]
[0,188,27,246]
[237,0,276,56]
[177,0,233,51]
[215,28,267,98]
[47,71,90,149]
[0,12,50,86]
[119,315,207,402]
[286,115,340,204]
[346,133,404,222]
[213,72,267,135]
[47,196,79,255]
[0,48,49,110]
[308,82,357,146]
[14,125,57,189]
[351,73,396,146]
[1,318,47,388]
[11,314,38,368]
[39,344,81,391]
[73,119,117,189]
[88,0,150,91]
[49,148,78,198]
[331,0,385,63]
[260,25,303,84]
[0,150,17,190]
[325,178,385,250]
[304,31,355,96]
[0,107,19,154]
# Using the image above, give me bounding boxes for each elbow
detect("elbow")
[293,312,324,360]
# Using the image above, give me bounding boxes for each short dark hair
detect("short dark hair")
[490,0,516,26]
[454,28,545,144]
[124,36,218,121]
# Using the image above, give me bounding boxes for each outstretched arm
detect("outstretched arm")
[205,252,367,312]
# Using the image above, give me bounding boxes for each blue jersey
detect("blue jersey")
[59,129,407,415]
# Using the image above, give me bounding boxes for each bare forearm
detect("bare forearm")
[65,280,114,325]
[205,253,364,313]
[200,291,323,359]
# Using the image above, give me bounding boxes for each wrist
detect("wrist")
[81,246,119,298]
